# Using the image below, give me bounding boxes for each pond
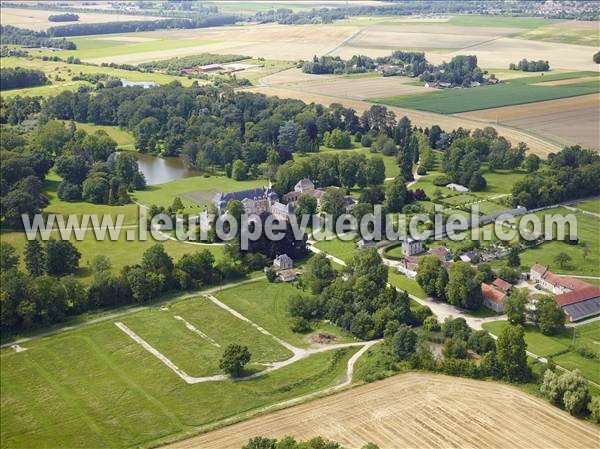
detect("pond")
[133,152,199,185]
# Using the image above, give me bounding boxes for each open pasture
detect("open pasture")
[168,372,600,449]
[0,7,161,31]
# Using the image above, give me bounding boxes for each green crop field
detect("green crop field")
[214,280,358,348]
[372,72,600,114]
[482,320,600,385]
[0,292,356,449]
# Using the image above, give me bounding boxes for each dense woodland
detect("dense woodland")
[0,25,76,49]
[0,67,47,90]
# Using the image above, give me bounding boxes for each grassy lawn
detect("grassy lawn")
[74,123,135,148]
[132,175,266,211]
[573,199,600,215]
[492,207,599,277]
[120,295,292,376]
[387,269,427,299]
[0,306,356,448]
[213,280,358,348]
[372,72,599,114]
[482,321,572,357]
[312,237,358,264]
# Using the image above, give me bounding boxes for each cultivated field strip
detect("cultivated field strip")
[167,373,599,449]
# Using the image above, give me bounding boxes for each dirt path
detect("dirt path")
[115,290,378,384]
[165,372,599,449]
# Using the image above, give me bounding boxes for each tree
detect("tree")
[588,396,600,423]
[231,159,247,181]
[507,245,521,267]
[554,252,571,269]
[416,256,448,299]
[467,330,496,354]
[443,338,468,359]
[219,344,251,377]
[423,315,440,332]
[0,243,19,272]
[82,174,110,204]
[321,188,346,222]
[278,120,297,152]
[504,288,528,325]
[535,295,565,336]
[445,262,483,310]
[496,324,529,382]
[265,267,277,283]
[541,369,589,415]
[442,317,471,341]
[45,239,81,276]
[302,253,335,294]
[524,153,541,172]
[391,324,417,360]
[365,156,385,186]
[349,248,387,289]
[141,244,173,277]
[125,267,164,303]
[24,239,45,276]
[383,177,406,213]
[295,194,317,218]
[90,254,111,273]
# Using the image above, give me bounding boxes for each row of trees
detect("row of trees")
[420,55,485,87]
[45,15,237,37]
[0,25,76,49]
[509,59,550,72]
[302,55,375,75]
[48,13,79,22]
[0,67,47,90]
[0,241,253,334]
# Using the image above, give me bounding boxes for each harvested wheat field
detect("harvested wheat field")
[166,373,599,449]
[250,85,561,156]
[276,77,430,100]
[0,7,160,31]
[459,94,600,150]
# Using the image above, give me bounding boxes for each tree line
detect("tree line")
[45,15,237,37]
[0,25,76,50]
[509,59,550,72]
[0,67,48,90]
[48,13,79,22]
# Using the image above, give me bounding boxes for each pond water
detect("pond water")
[133,152,199,185]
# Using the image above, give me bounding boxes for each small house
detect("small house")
[273,254,293,270]
[402,237,425,256]
[482,283,507,313]
[278,269,297,282]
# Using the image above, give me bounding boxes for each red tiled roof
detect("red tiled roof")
[482,283,506,304]
[493,278,512,293]
[531,263,547,275]
[555,286,600,307]
[543,272,591,291]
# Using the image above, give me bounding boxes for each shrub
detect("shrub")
[289,316,312,333]
[416,165,427,176]
[433,175,452,186]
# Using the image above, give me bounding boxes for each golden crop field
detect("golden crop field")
[167,373,599,449]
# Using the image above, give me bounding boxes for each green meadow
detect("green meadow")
[0,291,356,449]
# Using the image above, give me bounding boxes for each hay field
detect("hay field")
[277,76,430,100]
[250,85,561,157]
[0,7,161,31]
[82,24,361,64]
[167,372,599,449]
[459,93,600,150]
